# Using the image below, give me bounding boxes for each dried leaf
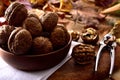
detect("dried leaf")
[59,0,73,12]
[42,3,58,12]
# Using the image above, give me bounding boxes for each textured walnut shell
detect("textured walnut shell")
[72,43,95,64]
[50,26,70,50]
[5,2,28,27]
[23,13,42,37]
[32,36,53,55]
[81,28,99,44]
[40,12,58,32]
[0,25,14,45]
[8,27,32,55]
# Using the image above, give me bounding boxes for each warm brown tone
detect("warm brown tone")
[0,25,14,45]
[0,34,71,71]
[23,13,42,37]
[47,0,120,79]
[47,14,120,80]
[48,45,120,80]
[31,36,53,55]
[8,27,32,55]
[50,26,70,50]
[72,43,95,64]
[81,27,99,45]
[40,12,58,32]
[5,2,28,27]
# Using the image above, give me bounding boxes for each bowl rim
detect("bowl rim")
[0,34,72,57]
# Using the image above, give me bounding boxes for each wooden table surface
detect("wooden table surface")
[47,25,120,80]
[48,1,120,80]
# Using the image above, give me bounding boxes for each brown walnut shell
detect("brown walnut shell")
[31,36,53,55]
[72,43,95,64]
[81,27,99,44]
[50,26,70,50]
[0,25,14,45]
[23,13,42,37]
[40,12,58,32]
[5,2,28,27]
[8,27,32,55]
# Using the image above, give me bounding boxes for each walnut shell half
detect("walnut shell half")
[81,27,99,45]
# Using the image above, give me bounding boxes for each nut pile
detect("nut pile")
[0,2,70,55]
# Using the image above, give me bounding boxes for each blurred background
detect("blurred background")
[0,0,119,17]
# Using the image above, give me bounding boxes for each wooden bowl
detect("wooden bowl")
[0,35,72,71]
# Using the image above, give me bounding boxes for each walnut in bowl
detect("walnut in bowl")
[0,33,71,70]
[5,2,28,27]
[8,27,32,55]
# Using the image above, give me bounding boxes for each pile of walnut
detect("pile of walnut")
[0,2,70,55]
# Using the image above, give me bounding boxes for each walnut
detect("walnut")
[23,13,42,37]
[8,27,32,55]
[5,2,28,27]
[31,36,53,55]
[50,26,70,50]
[72,43,95,64]
[0,25,14,45]
[40,12,58,32]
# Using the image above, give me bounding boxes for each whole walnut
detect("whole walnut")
[23,13,42,37]
[5,2,28,27]
[40,12,58,32]
[72,43,95,64]
[32,36,53,55]
[0,25,14,45]
[50,25,70,50]
[8,27,32,55]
